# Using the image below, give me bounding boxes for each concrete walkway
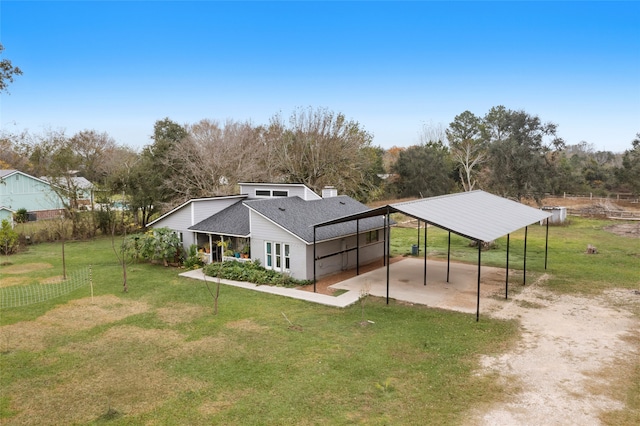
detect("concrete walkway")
[179,258,508,313]
[179,269,362,308]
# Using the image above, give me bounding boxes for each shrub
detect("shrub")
[0,219,19,255]
[14,208,28,224]
[183,244,204,269]
[203,260,310,287]
[122,227,182,266]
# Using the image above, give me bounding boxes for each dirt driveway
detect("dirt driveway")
[468,279,640,425]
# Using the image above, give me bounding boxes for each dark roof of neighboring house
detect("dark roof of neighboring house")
[244,195,387,243]
[188,200,250,237]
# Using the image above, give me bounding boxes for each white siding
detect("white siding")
[251,209,385,280]
[307,232,385,281]
[249,211,307,279]
[151,197,244,252]
[239,183,321,201]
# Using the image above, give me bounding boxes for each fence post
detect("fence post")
[90,264,94,303]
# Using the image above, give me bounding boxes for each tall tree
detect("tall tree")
[618,133,640,196]
[68,130,117,184]
[446,111,486,191]
[0,43,22,93]
[165,119,269,202]
[127,118,187,225]
[484,107,564,202]
[391,141,455,198]
[266,107,376,198]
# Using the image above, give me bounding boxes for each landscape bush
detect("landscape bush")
[203,260,310,287]
[0,219,19,255]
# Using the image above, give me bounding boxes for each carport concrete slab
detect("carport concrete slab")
[330,258,507,314]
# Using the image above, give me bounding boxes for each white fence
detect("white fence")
[1,267,90,309]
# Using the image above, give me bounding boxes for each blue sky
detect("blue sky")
[1,1,639,153]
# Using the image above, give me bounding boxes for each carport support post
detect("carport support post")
[383,215,387,267]
[523,226,528,285]
[386,207,391,305]
[313,227,317,293]
[446,231,451,283]
[417,219,420,251]
[476,241,481,322]
[423,222,427,286]
[505,233,510,299]
[544,218,549,270]
[356,219,360,275]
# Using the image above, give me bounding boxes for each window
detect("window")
[255,189,289,198]
[266,242,272,267]
[273,190,288,197]
[366,230,379,244]
[265,241,290,272]
[256,190,271,197]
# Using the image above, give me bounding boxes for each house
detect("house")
[0,206,15,227]
[0,170,64,220]
[149,183,387,280]
[41,175,95,209]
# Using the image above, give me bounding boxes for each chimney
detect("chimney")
[322,186,338,198]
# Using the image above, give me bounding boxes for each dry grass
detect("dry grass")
[0,276,30,288]
[198,390,254,416]
[0,295,149,352]
[39,275,65,285]
[1,262,53,275]
[225,318,268,332]
[7,325,208,425]
[587,330,640,425]
[156,302,209,326]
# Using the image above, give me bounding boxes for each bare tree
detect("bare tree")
[164,119,269,202]
[446,111,486,191]
[265,107,375,196]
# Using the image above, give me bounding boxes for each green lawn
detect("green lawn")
[0,217,638,424]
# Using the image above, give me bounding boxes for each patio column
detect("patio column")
[386,207,390,305]
[423,222,427,286]
[446,231,451,283]
[523,226,528,285]
[313,227,317,293]
[476,241,482,322]
[505,233,510,299]
[544,218,549,270]
[356,219,360,276]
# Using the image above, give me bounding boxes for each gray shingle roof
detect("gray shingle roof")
[245,195,387,243]
[189,200,250,237]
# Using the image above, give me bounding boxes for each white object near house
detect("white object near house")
[540,206,567,225]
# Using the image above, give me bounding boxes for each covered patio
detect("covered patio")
[314,190,552,320]
[329,257,508,314]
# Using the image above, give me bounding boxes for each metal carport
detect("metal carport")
[313,190,552,321]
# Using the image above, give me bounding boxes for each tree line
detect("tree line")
[1,106,639,234]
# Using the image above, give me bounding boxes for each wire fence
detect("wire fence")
[1,266,91,309]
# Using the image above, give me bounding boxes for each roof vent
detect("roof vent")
[278,207,286,211]
[322,186,337,198]
[339,201,345,205]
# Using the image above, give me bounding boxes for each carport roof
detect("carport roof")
[315,190,552,242]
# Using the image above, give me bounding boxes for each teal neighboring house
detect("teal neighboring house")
[0,170,64,220]
[0,206,15,227]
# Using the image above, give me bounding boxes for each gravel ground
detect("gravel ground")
[466,278,640,425]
